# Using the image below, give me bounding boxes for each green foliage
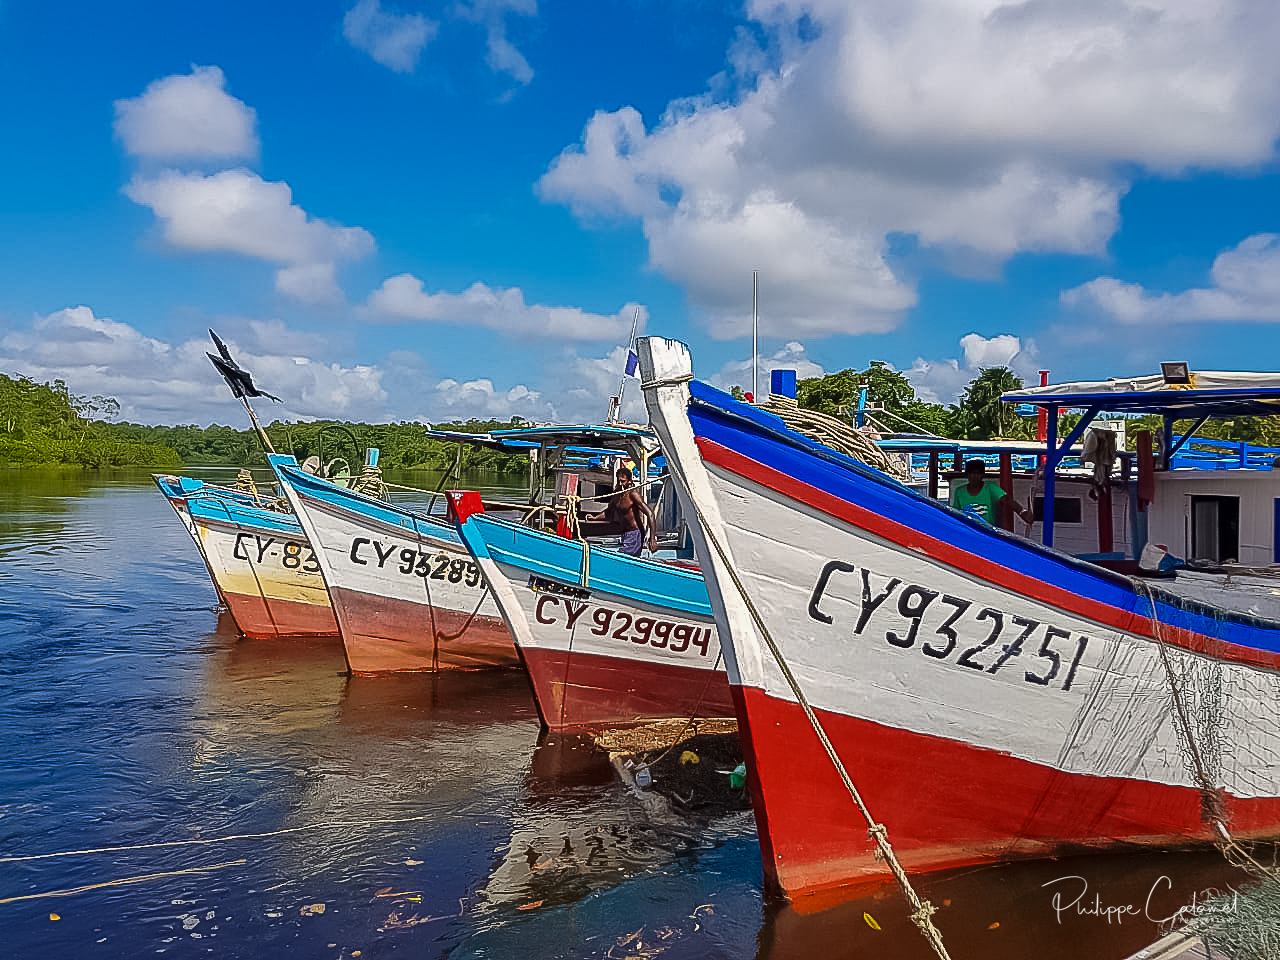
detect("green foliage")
[99,417,532,473]
[0,373,179,467]
[949,366,1032,441]
[797,362,951,435]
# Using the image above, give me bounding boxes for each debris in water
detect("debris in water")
[517,900,544,911]
[299,903,326,916]
[679,751,699,765]
[404,858,423,866]
[49,913,60,922]
[864,912,880,930]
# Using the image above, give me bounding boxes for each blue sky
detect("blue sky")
[1,0,1278,426]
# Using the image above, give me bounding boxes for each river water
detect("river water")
[0,469,1256,959]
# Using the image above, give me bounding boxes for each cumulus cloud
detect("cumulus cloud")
[426,376,554,422]
[1063,234,1280,324]
[542,0,1280,337]
[113,66,258,162]
[905,333,1039,404]
[343,0,438,73]
[125,170,375,303]
[707,341,826,393]
[366,273,644,340]
[455,0,537,85]
[0,307,387,424]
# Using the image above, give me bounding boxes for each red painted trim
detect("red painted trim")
[736,685,1280,902]
[221,589,338,639]
[696,437,1280,672]
[520,646,734,732]
[329,586,519,673]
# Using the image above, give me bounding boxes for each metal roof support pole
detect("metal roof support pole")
[1167,414,1211,464]
[1044,406,1058,547]
[1041,404,1101,548]
[1162,415,1174,470]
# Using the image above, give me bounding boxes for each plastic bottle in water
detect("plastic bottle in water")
[634,763,652,789]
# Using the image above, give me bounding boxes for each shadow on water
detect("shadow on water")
[0,470,1263,960]
[757,849,1253,960]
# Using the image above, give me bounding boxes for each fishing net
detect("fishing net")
[1182,876,1280,960]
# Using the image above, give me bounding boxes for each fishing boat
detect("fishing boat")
[638,336,1280,904]
[451,491,732,732]
[154,472,338,639]
[268,424,689,675]
[269,453,514,674]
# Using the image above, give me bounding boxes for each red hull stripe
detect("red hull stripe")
[735,684,1280,899]
[221,589,339,639]
[697,437,1280,672]
[329,586,518,673]
[520,646,734,732]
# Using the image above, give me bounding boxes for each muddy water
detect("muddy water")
[0,469,1254,958]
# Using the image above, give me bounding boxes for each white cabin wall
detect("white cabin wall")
[1147,471,1279,565]
[946,476,1133,558]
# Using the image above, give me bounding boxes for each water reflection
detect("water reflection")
[0,469,1260,960]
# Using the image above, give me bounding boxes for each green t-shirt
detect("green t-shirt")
[951,480,1007,524]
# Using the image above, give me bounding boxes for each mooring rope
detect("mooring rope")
[0,814,437,863]
[689,511,952,959]
[0,860,248,906]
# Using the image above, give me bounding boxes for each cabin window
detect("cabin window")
[1191,495,1239,563]
[1032,496,1083,525]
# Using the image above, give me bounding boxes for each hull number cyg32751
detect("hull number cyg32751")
[348,537,484,588]
[533,594,713,657]
[233,533,320,574]
[808,560,1088,691]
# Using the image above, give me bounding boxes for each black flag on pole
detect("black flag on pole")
[206,329,282,402]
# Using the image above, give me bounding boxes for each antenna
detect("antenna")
[752,270,759,403]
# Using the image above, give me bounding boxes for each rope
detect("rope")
[0,860,247,905]
[690,511,952,958]
[759,396,912,483]
[350,462,388,500]
[233,468,263,506]
[0,814,437,863]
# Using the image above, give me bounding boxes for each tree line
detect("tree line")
[99,418,532,473]
[0,373,181,467]
[792,363,1280,448]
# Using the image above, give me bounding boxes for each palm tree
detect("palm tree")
[950,367,1030,440]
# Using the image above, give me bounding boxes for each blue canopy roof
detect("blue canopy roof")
[1003,371,1280,418]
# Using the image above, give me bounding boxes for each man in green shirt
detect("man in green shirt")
[951,459,1034,527]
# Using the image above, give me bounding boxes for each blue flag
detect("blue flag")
[625,350,639,376]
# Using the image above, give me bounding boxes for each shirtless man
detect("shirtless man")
[609,467,658,556]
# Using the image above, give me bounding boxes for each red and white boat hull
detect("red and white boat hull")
[192,515,339,639]
[273,462,516,673]
[640,336,1280,903]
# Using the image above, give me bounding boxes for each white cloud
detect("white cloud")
[707,341,826,394]
[1063,233,1280,324]
[0,308,388,424]
[343,0,438,74]
[905,333,1039,404]
[125,169,375,303]
[113,66,258,162]
[542,0,1280,337]
[426,377,555,423]
[366,273,644,340]
[453,0,537,85]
